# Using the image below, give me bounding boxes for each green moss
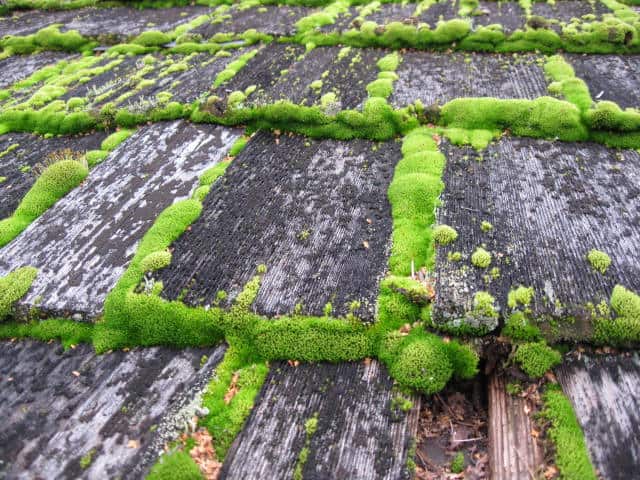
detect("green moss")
[450,451,465,474]
[514,341,561,378]
[387,128,444,275]
[200,346,269,460]
[544,55,592,112]
[587,249,611,274]
[213,49,259,88]
[502,312,542,342]
[541,385,597,480]
[0,159,88,247]
[79,449,96,469]
[376,52,401,72]
[101,129,134,151]
[595,285,640,344]
[132,30,171,47]
[0,318,94,348]
[140,251,172,273]
[440,97,588,142]
[147,451,203,480]
[0,25,96,56]
[229,136,249,157]
[293,412,320,480]
[433,224,458,246]
[86,150,109,167]
[200,160,231,186]
[444,339,479,379]
[471,247,491,268]
[447,251,462,262]
[387,334,453,394]
[480,220,493,232]
[470,291,499,323]
[507,285,534,309]
[0,267,38,321]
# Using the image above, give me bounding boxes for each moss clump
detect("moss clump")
[471,247,491,268]
[433,224,458,246]
[147,451,203,480]
[448,251,462,262]
[388,335,453,394]
[502,312,542,342]
[507,286,534,309]
[587,249,611,274]
[450,451,465,474]
[514,341,561,378]
[101,129,134,151]
[0,267,38,321]
[132,30,171,47]
[541,385,597,480]
[140,251,172,273]
[595,285,640,344]
[480,220,493,232]
[79,449,96,469]
[200,346,269,460]
[376,52,400,72]
[0,159,88,247]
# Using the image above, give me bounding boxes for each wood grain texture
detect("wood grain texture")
[0,339,225,480]
[555,354,640,480]
[488,374,543,480]
[221,360,420,480]
[0,121,240,319]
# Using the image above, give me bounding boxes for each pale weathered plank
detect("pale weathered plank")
[0,340,226,479]
[488,374,543,480]
[0,121,240,319]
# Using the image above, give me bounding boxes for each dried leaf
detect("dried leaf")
[72,371,80,377]
[127,439,139,449]
[223,373,240,405]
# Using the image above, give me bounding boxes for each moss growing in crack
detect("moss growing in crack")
[213,49,259,88]
[594,285,640,344]
[200,345,269,460]
[541,385,597,480]
[471,247,491,268]
[79,449,96,469]
[200,160,232,187]
[132,30,171,47]
[433,224,458,246]
[0,159,88,247]
[507,285,534,309]
[440,97,588,142]
[147,451,203,480]
[0,25,96,56]
[502,312,542,342]
[514,341,561,378]
[140,251,172,273]
[387,128,444,275]
[0,318,94,348]
[293,412,320,480]
[0,267,38,321]
[101,129,134,152]
[587,249,611,274]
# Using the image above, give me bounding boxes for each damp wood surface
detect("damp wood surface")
[390,52,548,109]
[0,121,240,319]
[220,360,420,480]
[567,54,640,109]
[433,137,640,334]
[0,339,226,480]
[158,130,399,321]
[555,353,640,480]
[488,374,543,480]
[0,131,106,219]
